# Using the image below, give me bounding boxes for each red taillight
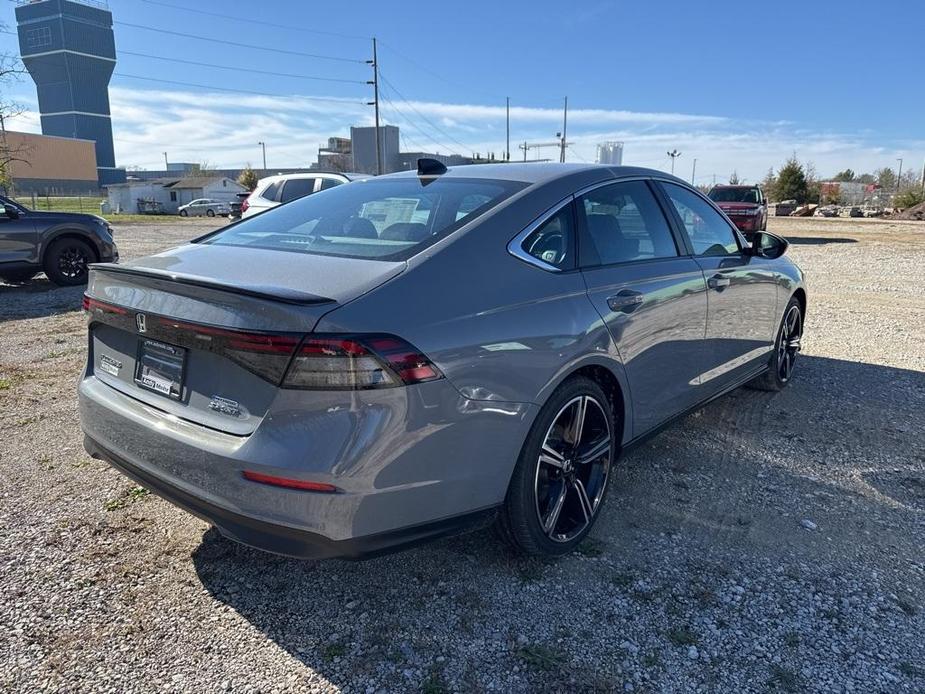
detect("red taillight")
[82,294,128,315]
[242,470,337,493]
[283,334,442,390]
[241,197,250,213]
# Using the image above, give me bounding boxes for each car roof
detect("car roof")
[711,184,759,189]
[382,162,688,187]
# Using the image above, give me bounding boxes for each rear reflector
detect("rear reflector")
[242,470,337,493]
[83,295,128,315]
[283,334,442,390]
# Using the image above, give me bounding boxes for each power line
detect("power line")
[119,51,367,84]
[113,21,366,64]
[377,71,471,153]
[137,0,371,41]
[377,39,506,101]
[378,86,463,157]
[112,73,368,106]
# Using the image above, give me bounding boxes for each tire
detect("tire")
[43,237,95,286]
[749,296,803,392]
[206,208,215,217]
[0,270,38,284]
[179,209,188,217]
[497,376,616,556]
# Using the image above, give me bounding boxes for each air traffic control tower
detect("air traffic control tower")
[15,0,125,186]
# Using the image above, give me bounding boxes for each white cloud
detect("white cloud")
[4,85,922,182]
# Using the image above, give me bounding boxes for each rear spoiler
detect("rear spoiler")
[89,263,335,306]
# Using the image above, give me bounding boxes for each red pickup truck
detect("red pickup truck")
[707,184,768,238]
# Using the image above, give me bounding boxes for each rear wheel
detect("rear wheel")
[749,297,802,391]
[43,237,95,286]
[498,376,616,555]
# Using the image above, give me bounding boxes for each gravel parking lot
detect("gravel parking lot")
[1,215,923,693]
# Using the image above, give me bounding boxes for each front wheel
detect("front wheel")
[750,297,802,391]
[179,209,188,217]
[43,237,95,286]
[206,208,215,217]
[497,376,616,556]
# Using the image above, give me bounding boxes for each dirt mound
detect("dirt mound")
[890,200,925,220]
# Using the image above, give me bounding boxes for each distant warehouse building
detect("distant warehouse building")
[2,130,99,195]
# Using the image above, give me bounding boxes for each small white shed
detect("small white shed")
[107,176,246,214]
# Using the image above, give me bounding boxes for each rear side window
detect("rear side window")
[259,181,281,201]
[319,178,342,190]
[521,205,575,270]
[279,178,317,203]
[662,182,740,256]
[578,181,678,266]
[202,177,526,261]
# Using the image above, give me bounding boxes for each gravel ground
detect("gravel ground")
[1,216,923,693]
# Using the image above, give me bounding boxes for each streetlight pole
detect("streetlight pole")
[559,96,568,163]
[163,152,168,170]
[667,149,681,175]
[258,141,267,171]
[896,158,903,192]
[691,158,697,185]
[505,96,510,162]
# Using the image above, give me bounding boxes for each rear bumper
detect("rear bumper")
[79,372,535,558]
[84,435,496,559]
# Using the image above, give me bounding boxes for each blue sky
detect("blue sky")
[3,0,922,182]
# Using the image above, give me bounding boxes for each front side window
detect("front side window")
[202,177,525,261]
[279,178,317,203]
[662,182,740,256]
[520,205,575,270]
[579,180,678,266]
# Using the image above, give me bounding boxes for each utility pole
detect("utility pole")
[667,149,681,175]
[366,38,382,176]
[163,152,168,170]
[559,96,568,163]
[258,141,266,171]
[896,157,903,192]
[523,140,528,162]
[505,97,510,162]
[691,158,697,185]
[920,160,925,194]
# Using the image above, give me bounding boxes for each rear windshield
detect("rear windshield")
[708,187,760,204]
[201,177,526,260]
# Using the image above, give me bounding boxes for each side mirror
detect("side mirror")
[749,231,788,259]
[0,204,16,220]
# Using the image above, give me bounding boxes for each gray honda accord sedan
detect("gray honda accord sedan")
[79,161,805,559]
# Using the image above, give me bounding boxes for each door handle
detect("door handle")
[607,290,644,313]
[707,274,731,290]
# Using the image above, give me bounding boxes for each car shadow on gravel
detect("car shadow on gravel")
[186,354,924,690]
[0,279,84,322]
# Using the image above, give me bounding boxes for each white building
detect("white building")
[107,176,246,214]
[596,141,624,166]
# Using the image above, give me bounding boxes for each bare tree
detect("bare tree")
[1,26,29,195]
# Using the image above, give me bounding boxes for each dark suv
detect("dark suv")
[0,195,118,286]
[707,184,768,238]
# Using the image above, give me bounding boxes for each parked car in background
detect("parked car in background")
[707,184,768,238]
[79,162,805,560]
[0,195,118,285]
[228,192,251,219]
[241,172,371,218]
[178,199,231,217]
